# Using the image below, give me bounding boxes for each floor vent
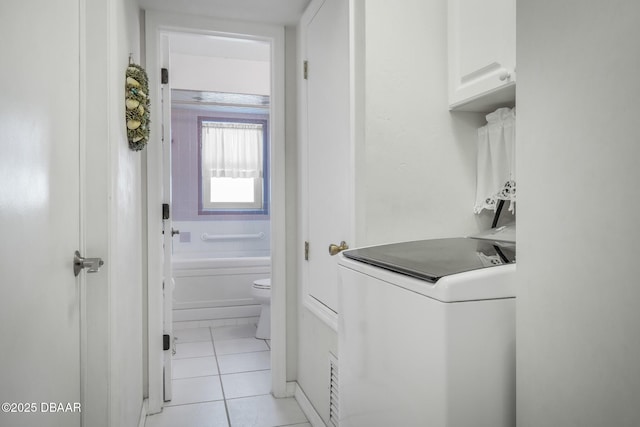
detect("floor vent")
[329,352,339,427]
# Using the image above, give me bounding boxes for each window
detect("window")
[199,117,269,215]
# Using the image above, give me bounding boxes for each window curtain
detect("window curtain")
[201,122,263,179]
[474,107,516,214]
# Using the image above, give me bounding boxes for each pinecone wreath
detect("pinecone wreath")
[125,63,150,151]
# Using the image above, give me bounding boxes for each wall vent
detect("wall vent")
[329,352,339,427]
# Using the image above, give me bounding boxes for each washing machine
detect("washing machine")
[337,235,516,427]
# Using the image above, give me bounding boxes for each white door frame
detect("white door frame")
[79,0,111,424]
[144,10,288,413]
[159,33,174,403]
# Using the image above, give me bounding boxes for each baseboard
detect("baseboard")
[138,398,148,427]
[285,381,297,397]
[174,316,260,330]
[294,382,326,427]
[173,305,261,322]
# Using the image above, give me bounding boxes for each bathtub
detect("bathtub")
[171,255,271,322]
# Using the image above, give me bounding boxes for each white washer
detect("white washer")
[337,237,516,427]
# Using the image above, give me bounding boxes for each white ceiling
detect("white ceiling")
[138,0,311,26]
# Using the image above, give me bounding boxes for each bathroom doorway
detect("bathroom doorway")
[168,33,272,322]
[145,11,288,413]
[166,31,272,399]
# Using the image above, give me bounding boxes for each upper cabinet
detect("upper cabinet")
[448,0,516,112]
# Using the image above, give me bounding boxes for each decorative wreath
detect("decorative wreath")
[125,63,150,151]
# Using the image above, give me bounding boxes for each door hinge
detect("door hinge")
[161,68,169,84]
[163,334,170,351]
[303,60,308,80]
[304,241,310,261]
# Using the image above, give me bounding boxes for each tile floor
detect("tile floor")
[145,323,310,427]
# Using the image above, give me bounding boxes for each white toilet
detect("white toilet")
[251,278,271,339]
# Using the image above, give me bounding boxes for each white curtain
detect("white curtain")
[201,122,264,179]
[474,107,516,214]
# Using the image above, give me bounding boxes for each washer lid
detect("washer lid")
[342,237,515,283]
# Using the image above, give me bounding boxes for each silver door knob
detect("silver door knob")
[171,228,180,237]
[74,251,104,277]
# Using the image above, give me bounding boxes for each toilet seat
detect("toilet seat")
[252,278,271,290]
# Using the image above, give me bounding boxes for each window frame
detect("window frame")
[197,116,270,216]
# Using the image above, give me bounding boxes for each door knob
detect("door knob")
[171,228,180,236]
[329,241,349,256]
[74,251,104,277]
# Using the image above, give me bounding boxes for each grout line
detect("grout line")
[219,368,271,377]
[157,400,225,409]
[210,326,232,427]
[216,348,271,358]
[172,354,215,361]
[224,391,272,402]
[172,373,219,382]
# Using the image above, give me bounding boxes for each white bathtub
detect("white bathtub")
[171,255,271,322]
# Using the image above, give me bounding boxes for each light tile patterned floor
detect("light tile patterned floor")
[145,323,310,427]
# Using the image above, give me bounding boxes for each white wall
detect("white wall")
[171,52,270,95]
[172,220,271,257]
[517,1,640,426]
[108,0,145,425]
[360,0,488,245]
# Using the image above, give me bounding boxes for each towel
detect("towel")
[474,107,516,214]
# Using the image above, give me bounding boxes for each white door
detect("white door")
[0,1,82,426]
[160,44,175,401]
[305,0,352,313]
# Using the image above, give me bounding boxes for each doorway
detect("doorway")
[144,11,288,414]
[168,33,272,321]
[167,31,273,403]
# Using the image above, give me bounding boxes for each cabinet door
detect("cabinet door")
[448,0,516,111]
[304,0,351,314]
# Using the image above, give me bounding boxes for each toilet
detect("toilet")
[251,278,271,339]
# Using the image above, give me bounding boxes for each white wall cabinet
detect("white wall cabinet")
[448,0,516,111]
